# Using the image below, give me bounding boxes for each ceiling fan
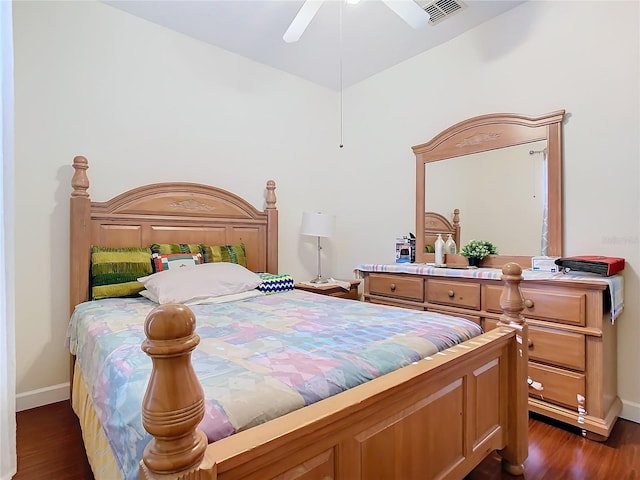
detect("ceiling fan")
[283,0,431,43]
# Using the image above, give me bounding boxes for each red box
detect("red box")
[554,256,625,276]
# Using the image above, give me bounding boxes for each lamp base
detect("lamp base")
[310,276,329,284]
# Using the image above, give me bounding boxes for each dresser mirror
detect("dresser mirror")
[413,110,566,267]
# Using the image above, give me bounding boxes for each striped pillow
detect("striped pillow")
[200,243,247,268]
[91,246,152,299]
[150,243,201,255]
[256,273,295,294]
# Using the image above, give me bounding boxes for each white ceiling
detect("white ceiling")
[104,0,526,91]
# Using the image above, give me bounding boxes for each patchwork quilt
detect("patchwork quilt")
[67,289,483,480]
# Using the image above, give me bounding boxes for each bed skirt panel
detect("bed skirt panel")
[72,364,123,480]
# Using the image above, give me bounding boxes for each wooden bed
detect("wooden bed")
[69,156,529,480]
[424,209,460,251]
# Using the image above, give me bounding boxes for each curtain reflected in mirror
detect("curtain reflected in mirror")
[426,141,547,256]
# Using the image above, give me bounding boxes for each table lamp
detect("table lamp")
[300,212,335,283]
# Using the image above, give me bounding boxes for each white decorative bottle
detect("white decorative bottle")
[434,234,445,266]
[445,234,457,255]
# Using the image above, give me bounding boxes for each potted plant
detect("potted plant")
[459,240,498,267]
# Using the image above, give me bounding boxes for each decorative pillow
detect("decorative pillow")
[152,253,202,272]
[137,262,262,305]
[150,243,201,255]
[256,273,295,294]
[199,243,247,267]
[91,246,152,299]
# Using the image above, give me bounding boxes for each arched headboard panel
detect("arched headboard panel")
[69,155,278,312]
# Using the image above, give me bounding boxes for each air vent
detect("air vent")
[419,0,466,26]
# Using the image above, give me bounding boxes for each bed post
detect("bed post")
[70,155,91,311]
[265,179,278,274]
[497,262,528,475]
[69,156,92,398]
[139,303,208,478]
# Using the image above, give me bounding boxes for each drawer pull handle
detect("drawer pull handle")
[527,377,544,391]
[524,299,534,308]
[447,290,455,298]
[528,339,534,349]
[390,283,396,292]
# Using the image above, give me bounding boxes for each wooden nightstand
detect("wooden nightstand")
[295,279,361,300]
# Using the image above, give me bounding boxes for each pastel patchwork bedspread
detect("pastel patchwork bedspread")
[67,289,483,480]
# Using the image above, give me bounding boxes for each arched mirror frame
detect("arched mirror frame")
[413,110,566,267]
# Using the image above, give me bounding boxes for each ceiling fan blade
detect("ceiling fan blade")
[382,0,430,29]
[283,0,325,43]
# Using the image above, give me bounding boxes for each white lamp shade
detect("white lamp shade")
[300,212,335,238]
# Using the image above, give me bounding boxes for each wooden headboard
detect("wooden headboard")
[69,156,278,313]
[424,209,460,250]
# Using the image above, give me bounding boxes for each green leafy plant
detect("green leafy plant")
[459,240,498,260]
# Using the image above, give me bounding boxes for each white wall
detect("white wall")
[13,0,640,422]
[12,0,338,404]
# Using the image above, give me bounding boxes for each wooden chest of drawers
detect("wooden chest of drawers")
[361,268,621,440]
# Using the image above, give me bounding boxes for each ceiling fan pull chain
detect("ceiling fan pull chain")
[339,1,344,149]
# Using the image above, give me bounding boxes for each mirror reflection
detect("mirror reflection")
[413,110,565,265]
[426,140,547,256]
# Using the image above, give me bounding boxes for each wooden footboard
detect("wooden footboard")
[139,264,529,480]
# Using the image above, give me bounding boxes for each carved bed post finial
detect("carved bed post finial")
[452,208,461,249]
[498,262,528,476]
[71,156,90,198]
[265,180,276,210]
[499,262,525,327]
[452,209,460,228]
[140,304,207,476]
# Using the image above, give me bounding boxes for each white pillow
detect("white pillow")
[140,288,264,306]
[138,262,262,305]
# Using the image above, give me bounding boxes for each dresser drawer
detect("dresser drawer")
[528,326,585,371]
[426,279,480,310]
[528,363,585,409]
[484,285,586,327]
[368,274,424,302]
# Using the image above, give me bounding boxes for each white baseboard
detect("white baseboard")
[621,399,640,424]
[16,383,70,412]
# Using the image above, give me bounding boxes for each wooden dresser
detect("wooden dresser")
[358,264,622,440]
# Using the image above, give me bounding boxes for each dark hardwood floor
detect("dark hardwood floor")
[14,401,640,479]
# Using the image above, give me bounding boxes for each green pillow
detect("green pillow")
[150,243,201,255]
[199,243,247,268]
[91,246,152,299]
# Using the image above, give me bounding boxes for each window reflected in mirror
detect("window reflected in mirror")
[426,140,547,256]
